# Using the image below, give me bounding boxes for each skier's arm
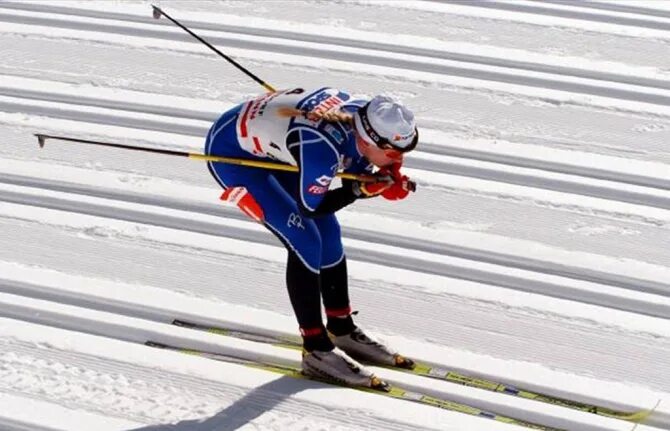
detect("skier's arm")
[287,129,360,217]
[309,174,403,214]
[308,182,359,216]
[287,128,348,216]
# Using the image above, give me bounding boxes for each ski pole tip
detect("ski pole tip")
[35,134,46,148]
[151,5,162,19]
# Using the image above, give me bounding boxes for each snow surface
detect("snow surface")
[1,0,670,430]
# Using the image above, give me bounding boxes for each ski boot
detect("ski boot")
[328,316,415,369]
[302,348,388,390]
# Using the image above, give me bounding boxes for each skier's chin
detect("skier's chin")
[371,159,395,168]
[367,152,397,168]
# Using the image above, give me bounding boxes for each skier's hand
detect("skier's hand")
[351,170,395,198]
[380,163,415,201]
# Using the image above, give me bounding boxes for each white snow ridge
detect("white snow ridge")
[1,0,669,430]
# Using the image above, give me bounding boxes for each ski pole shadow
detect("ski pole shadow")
[126,374,320,431]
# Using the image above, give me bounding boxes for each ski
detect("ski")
[145,339,564,431]
[171,319,649,422]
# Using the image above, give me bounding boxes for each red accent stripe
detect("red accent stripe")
[252,136,263,154]
[240,204,264,223]
[299,327,323,337]
[239,102,253,138]
[325,306,352,318]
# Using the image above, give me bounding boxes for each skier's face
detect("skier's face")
[355,134,404,167]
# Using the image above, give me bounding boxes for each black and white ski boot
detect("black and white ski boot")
[331,327,415,370]
[302,348,388,390]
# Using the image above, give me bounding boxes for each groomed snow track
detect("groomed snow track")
[1,1,670,430]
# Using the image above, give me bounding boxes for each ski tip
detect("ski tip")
[635,411,652,422]
[623,408,652,422]
[151,5,162,19]
[35,134,46,148]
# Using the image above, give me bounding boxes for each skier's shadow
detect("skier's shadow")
[127,375,319,431]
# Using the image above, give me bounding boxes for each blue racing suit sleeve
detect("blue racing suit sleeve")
[287,128,358,217]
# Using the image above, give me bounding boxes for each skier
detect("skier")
[204,87,418,388]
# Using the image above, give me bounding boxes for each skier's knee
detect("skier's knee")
[220,186,265,223]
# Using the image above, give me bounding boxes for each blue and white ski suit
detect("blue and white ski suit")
[204,87,373,275]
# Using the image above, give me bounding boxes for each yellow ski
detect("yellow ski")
[145,340,564,431]
[171,319,649,423]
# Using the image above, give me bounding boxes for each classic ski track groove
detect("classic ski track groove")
[5,81,670,190]
[0,182,669,320]
[2,92,670,209]
[1,275,667,427]
[0,171,667,299]
[0,308,544,431]
[7,0,670,29]
[446,0,670,30]
[4,84,670,195]
[0,295,659,431]
[1,272,667,374]
[0,339,431,431]
[536,0,670,19]
[1,2,669,430]
[166,320,664,426]
[1,4,670,105]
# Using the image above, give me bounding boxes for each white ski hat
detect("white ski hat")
[353,95,418,151]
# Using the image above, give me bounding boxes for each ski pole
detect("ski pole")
[151,5,276,93]
[34,134,376,182]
